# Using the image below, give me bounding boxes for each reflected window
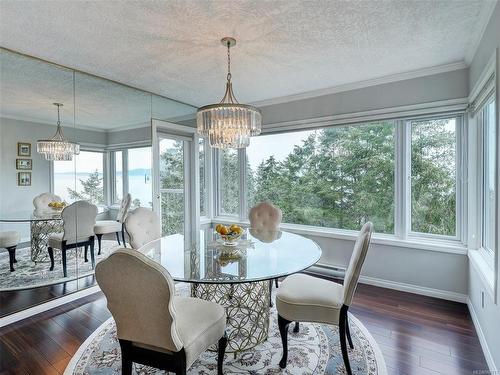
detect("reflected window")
[54,151,104,205]
[128,147,152,208]
[219,149,239,216]
[199,138,208,217]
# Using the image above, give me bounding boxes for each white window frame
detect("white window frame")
[212,112,466,249]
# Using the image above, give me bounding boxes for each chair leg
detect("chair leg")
[275,277,279,288]
[293,321,300,333]
[346,313,354,349]
[115,232,121,245]
[84,245,89,262]
[96,234,102,255]
[90,240,96,269]
[269,279,273,307]
[122,227,126,248]
[339,305,352,375]
[62,248,67,278]
[217,332,228,375]
[119,340,133,375]
[7,246,16,272]
[48,247,54,271]
[278,314,291,369]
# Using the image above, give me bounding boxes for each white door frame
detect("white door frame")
[152,119,200,240]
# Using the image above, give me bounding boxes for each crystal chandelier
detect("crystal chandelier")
[197,37,262,148]
[37,103,80,161]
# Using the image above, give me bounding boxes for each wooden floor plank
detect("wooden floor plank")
[0,277,489,375]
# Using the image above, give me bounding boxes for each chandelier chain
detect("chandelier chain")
[227,40,231,82]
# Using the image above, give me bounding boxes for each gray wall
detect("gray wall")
[260,68,469,125]
[467,1,500,370]
[106,124,151,146]
[469,2,500,90]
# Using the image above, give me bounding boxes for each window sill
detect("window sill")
[212,217,467,255]
[468,248,496,300]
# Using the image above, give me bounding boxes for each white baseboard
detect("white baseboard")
[0,285,101,327]
[467,298,498,372]
[308,264,468,303]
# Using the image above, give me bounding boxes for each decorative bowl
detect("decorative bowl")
[218,230,244,246]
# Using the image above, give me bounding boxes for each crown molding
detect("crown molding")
[464,0,498,65]
[251,61,468,108]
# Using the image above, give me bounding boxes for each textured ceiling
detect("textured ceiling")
[0,49,195,130]
[0,0,494,107]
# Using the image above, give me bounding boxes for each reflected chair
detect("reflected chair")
[96,249,227,375]
[94,193,131,254]
[124,207,161,249]
[47,200,98,277]
[249,201,282,304]
[33,192,62,212]
[0,231,20,272]
[276,222,373,375]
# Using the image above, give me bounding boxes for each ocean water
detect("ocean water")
[54,173,152,206]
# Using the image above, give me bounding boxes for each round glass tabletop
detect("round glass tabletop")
[137,228,322,283]
[0,210,62,222]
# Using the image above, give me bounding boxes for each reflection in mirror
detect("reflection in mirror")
[0,48,78,313]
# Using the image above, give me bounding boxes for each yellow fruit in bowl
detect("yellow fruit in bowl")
[219,226,229,235]
[215,224,222,233]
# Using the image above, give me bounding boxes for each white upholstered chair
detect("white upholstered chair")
[0,231,20,272]
[124,207,161,249]
[276,222,373,375]
[249,201,283,302]
[96,249,227,375]
[48,200,98,277]
[94,193,131,254]
[33,192,62,212]
[248,201,282,231]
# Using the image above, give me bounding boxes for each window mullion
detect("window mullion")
[123,149,129,199]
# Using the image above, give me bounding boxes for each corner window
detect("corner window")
[481,99,496,255]
[410,118,457,236]
[219,148,239,216]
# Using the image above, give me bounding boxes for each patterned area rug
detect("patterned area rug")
[65,285,387,375]
[0,240,121,291]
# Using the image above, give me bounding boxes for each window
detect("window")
[410,118,457,236]
[128,147,152,208]
[114,150,123,202]
[54,151,104,205]
[482,99,496,255]
[246,122,396,233]
[219,148,239,216]
[199,138,208,217]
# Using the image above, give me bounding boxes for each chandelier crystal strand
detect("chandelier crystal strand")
[197,37,261,148]
[37,103,80,161]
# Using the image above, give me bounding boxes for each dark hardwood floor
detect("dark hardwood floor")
[0,280,488,375]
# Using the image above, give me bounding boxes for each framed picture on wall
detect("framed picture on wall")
[18,172,31,186]
[16,158,32,170]
[17,142,31,157]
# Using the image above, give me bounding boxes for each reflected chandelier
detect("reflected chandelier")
[37,103,80,161]
[197,37,262,148]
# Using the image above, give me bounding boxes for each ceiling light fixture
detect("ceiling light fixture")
[37,103,80,161]
[197,37,262,148]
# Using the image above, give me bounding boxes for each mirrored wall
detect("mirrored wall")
[0,48,196,316]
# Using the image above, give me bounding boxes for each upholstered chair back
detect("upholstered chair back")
[343,222,373,306]
[95,249,183,353]
[33,192,62,211]
[125,207,161,249]
[61,201,98,242]
[249,201,282,231]
[116,193,132,223]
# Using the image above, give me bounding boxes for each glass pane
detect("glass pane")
[199,138,207,217]
[128,147,152,208]
[246,122,395,233]
[159,139,184,235]
[114,150,123,202]
[54,151,104,206]
[411,118,456,236]
[483,100,496,252]
[220,149,239,216]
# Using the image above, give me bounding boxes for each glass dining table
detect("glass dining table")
[0,210,63,262]
[137,227,322,354]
